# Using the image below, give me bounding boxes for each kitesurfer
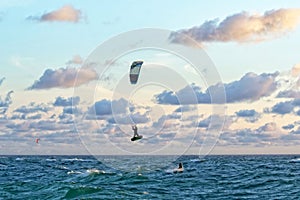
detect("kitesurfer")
[132,125,139,138]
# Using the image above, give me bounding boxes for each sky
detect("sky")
[1,0,300,155]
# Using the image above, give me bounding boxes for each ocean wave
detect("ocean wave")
[56,165,69,170]
[86,168,105,174]
[190,158,206,162]
[62,158,94,162]
[289,158,300,163]
[45,158,57,162]
[67,170,82,175]
[64,186,102,199]
[0,163,7,169]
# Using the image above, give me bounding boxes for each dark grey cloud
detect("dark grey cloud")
[89,98,128,116]
[27,114,42,120]
[236,109,258,117]
[152,114,181,129]
[0,77,5,86]
[277,90,300,98]
[62,106,81,115]
[29,120,70,131]
[236,109,260,123]
[108,112,149,124]
[28,67,98,90]
[174,105,194,112]
[282,124,294,130]
[219,122,281,146]
[200,115,232,130]
[155,72,278,104]
[0,90,13,114]
[14,102,51,114]
[198,117,210,128]
[219,129,271,146]
[271,101,294,114]
[290,127,300,134]
[170,8,300,45]
[257,122,277,132]
[53,96,80,107]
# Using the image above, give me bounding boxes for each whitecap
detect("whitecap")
[86,168,105,174]
[62,158,84,162]
[289,158,300,163]
[56,165,69,170]
[67,170,82,175]
[46,158,57,162]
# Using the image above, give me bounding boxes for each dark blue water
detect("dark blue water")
[0,155,299,199]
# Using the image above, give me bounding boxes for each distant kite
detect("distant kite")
[129,61,143,84]
[35,138,40,144]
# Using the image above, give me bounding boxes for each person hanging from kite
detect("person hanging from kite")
[131,124,143,141]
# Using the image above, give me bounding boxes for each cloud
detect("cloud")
[271,101,294,114]
[14,102,51,114]
[277,90,300,98]
[28,67,98,90]
[291,63,300,77]
[223,72,278,102]
[155,72,278,104]
[236,109,260,122]
[108,112,149,124]
[29,5,82,23]
[0,90,13,114]
[29,120,70,131]
[198,114,231,130]
[62,107,81,115]
[170,8,300,45]
[89,98,129,116]
[236,109,258,117]
[0,77,5,86]
[67,55,83,65]
[219,122,284,146]
[53,96,80,107]
[282,124,294,130]
[174,105,194,112]
[258,122,277,132]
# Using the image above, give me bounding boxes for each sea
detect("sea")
[0,155,299,199]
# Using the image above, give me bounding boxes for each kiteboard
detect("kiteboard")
[131,135,143,141]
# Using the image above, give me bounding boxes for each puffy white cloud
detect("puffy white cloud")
[30,5,82,23]
[170,8,300,45]
[67,55,83,65]
[291,63,300,77]
[28,67,98,90]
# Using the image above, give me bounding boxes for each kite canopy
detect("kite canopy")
[129,61,143,84]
